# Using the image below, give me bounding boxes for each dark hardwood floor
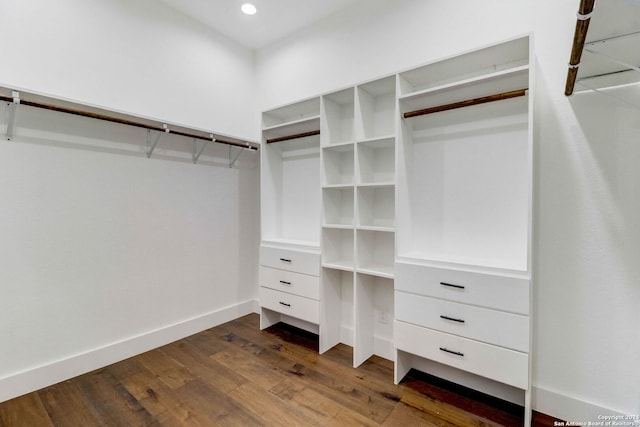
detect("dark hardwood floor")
[0,314,562,426]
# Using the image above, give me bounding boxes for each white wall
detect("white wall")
[0,0,256,141]
[0,0,260,402]
[256,0,640,419]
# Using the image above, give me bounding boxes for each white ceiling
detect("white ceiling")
[158,0,363,50]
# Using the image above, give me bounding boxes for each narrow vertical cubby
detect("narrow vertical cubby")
[320,268,354,353]
[323,187,354,227]
[322,228,355,271]
[357,186,394,230]
[357,137,395,185]
[322,143,354,186]
[356,76,396,140]
[322,88,355,146]
[356,229,394,278]
[354,273,394,366]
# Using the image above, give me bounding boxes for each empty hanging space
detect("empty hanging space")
[262,98,321,247]
[396,36,531,272]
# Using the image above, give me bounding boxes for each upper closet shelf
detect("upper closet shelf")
[565,0,640,99]
[400,67,529,117]
[262,98,321,144]
[1,86,258,156]
[399,65,529,104]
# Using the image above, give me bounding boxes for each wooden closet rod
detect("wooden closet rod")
[266,130,320,144]
[0,94,258,150]
[403,89,528,119]
[565,0,596,96]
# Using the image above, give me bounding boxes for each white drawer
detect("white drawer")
[260,245,320,276]
[395,292,529,352]
[395,262,529,315]
[394,320,529,389]
[259,266,320,300]
[259,287,320,324]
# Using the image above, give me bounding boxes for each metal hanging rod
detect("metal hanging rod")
[402,89,528,119]
[564,0,596,96]
[266,130,320,144]
[0,93,258,151]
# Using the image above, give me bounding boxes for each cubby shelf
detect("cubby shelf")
[322,144,355,186]
[357,136,395,186]
[322,88,355,146]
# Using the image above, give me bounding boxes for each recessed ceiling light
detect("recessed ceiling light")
[241,3,257,15]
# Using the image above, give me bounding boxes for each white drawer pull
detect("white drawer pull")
[279,301,291,307]
[440,281,465,290]
[279,280,292,286]
[280,258,292,263]
[440,315,465,323]
[439,347,464,357]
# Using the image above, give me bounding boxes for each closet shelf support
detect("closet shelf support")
[229,145,244,168]
[193,135,214,164]
[5,91,19,141]
[146,126,167,159]
[583,47,640,76]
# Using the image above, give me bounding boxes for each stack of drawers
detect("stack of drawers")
[394,262,530,389]
[259,245,321,326]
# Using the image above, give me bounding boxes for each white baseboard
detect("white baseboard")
[0,299,258,403]
[532,386,634,424]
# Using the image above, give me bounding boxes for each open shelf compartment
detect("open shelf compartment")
[356,76,396,140]
[397,93,530,272]
[322,88,355,146]
[357,137,395,185]
[322,143,355,186]
[323,187,355,227]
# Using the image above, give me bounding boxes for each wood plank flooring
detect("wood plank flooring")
[0,314,562,426]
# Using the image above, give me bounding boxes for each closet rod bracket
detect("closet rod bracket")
[146,125,168,158]
[5,91,20,141]
[229,145,244,168]
[193,135,214,164]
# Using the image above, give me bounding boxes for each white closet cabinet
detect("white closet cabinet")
[260,98,322,334]
[395,35,534,424]
[260,34,534,425]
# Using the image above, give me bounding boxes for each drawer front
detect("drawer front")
[259,266,320,300]
[395,292,529,352]
[260,246,320,276]
[395,262,530,315]
[259,287,320,324]
[394,321,528,389]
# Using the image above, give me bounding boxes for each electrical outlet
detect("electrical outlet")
[377,310,389,324]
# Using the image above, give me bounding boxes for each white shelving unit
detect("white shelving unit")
[319,78,398,366]
[395,34,534,425]
[260,34,535,425]
[259,98,322,336]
